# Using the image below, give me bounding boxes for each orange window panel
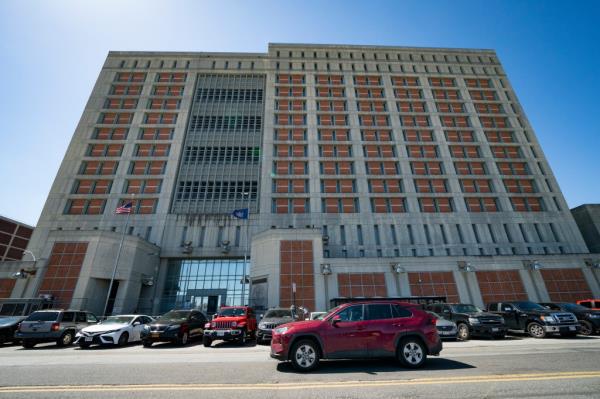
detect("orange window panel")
[275,162,289,174]
[86,199,105,215]
[372,198,388,213]
[100,161,117,175]
[483,197,498,211]
[154,144,170,156]
[137,144,152,156]
[274,180,288,193]
[148,161,165,174]
[465,198,483,212]
[323,198,339,213]
[126,179,143,194]
[106,144,123,157]
[340,198,356,213]
[369,179,385,193]
[292,161,307,174]
[67,199,86,214]
[93,180,111,194]
[322,180,337,193]
[274,198,288,214]
[137,199,157,214]
[339,180,354,193]
[291,180,306,193]
[366,162,382,175]
[291,198,307,213]
[74,180,93,194]
[144,179,162,193]
[292,145,306,157]
[337,162,352,175]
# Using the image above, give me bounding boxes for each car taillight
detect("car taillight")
[51,323,60,331]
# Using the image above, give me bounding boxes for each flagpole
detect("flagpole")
[102,195,133,317]
[242,192,251,306]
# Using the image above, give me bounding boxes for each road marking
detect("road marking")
[1,371,599,393]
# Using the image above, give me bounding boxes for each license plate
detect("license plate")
[569,326,576,331]
[151,332,160,337]
[492,328,499,332]
[217,331,225,337]
[85,337,93,342]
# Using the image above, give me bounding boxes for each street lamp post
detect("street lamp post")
[241,191,251,306]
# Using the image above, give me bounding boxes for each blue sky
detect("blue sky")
[0,0,598,226]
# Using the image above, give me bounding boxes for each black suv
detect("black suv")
[426,303,506,340]
[487,301,579,338]
[140,309,207,347]
[539,302,600,336]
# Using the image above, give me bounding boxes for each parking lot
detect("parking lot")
[1,335,599,398]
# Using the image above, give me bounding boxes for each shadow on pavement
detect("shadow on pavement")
[276,357,475,374]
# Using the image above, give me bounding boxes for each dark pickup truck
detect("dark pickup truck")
[425,303,506,340]
[487,301,580,338]
[539,302,600,336]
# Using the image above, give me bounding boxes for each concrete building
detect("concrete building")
[2,43,599,316]
[572,204,600,253]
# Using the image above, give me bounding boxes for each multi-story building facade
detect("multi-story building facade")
[3,43,599,316]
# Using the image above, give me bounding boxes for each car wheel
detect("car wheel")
[142,340,153,348]
[118,332,129,346]
[22,340,35,349]
[579,320,593,336]
[57,331,74,347]
[79,342,91,349]
[290,339,320,372]
[527,322,546,338]
[457,323,470,341]
[238,329,247,345]
[397,338,427,369]
[178,331,189,346]
[203,336,212,347]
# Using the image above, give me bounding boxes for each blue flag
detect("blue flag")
[232,208,249,219]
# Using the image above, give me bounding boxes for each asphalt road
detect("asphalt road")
[1,335,599,398]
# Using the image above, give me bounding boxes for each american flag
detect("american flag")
[115,201,133,214]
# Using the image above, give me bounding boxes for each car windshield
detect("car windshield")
[427,311,443,319]
[264,309,292,318]
[452,304,481,313]
[513,302,545,311]
[101,316,134,324]
[26,312,59,322]
[559,303,590,312]
[217,308,246,317]
[322,305,343,319]
[157,311,190,322]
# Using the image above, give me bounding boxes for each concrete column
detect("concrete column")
[582,267,600,297]
[518,269,541,302]
[528,270,550,302]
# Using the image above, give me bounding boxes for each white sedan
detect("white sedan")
[75,315,154,348]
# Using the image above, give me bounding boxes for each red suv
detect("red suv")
[203,306,257,346]
[270,301,442,371]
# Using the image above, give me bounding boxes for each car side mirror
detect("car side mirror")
[133,321,141,326]
[442,309,451,315]
[331,315,341,327]
[503,307,514,312]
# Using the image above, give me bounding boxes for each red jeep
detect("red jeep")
[203,306,257,346]
[270,301,442,371]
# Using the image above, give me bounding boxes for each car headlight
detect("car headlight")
[143,325,150,330]
[468,317,480,325]
[274,326,289,335]
[259,322,267,329]
[541,315,556,323]
[588,313,600,318]
[231,321,237,328]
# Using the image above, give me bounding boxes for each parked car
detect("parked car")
[539,302,600,336]
[203,306,257,346]
[15,309,99,348]
[425,311,458,339]
[75,314,154,348]
[309,312,327,320]
[425,303,506,340]
[487,301,579,338]
[0,316,26,345]
[140,309,207,347]
[270,301,442,371]
[257,308,296,344]
[576,299,600,311]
